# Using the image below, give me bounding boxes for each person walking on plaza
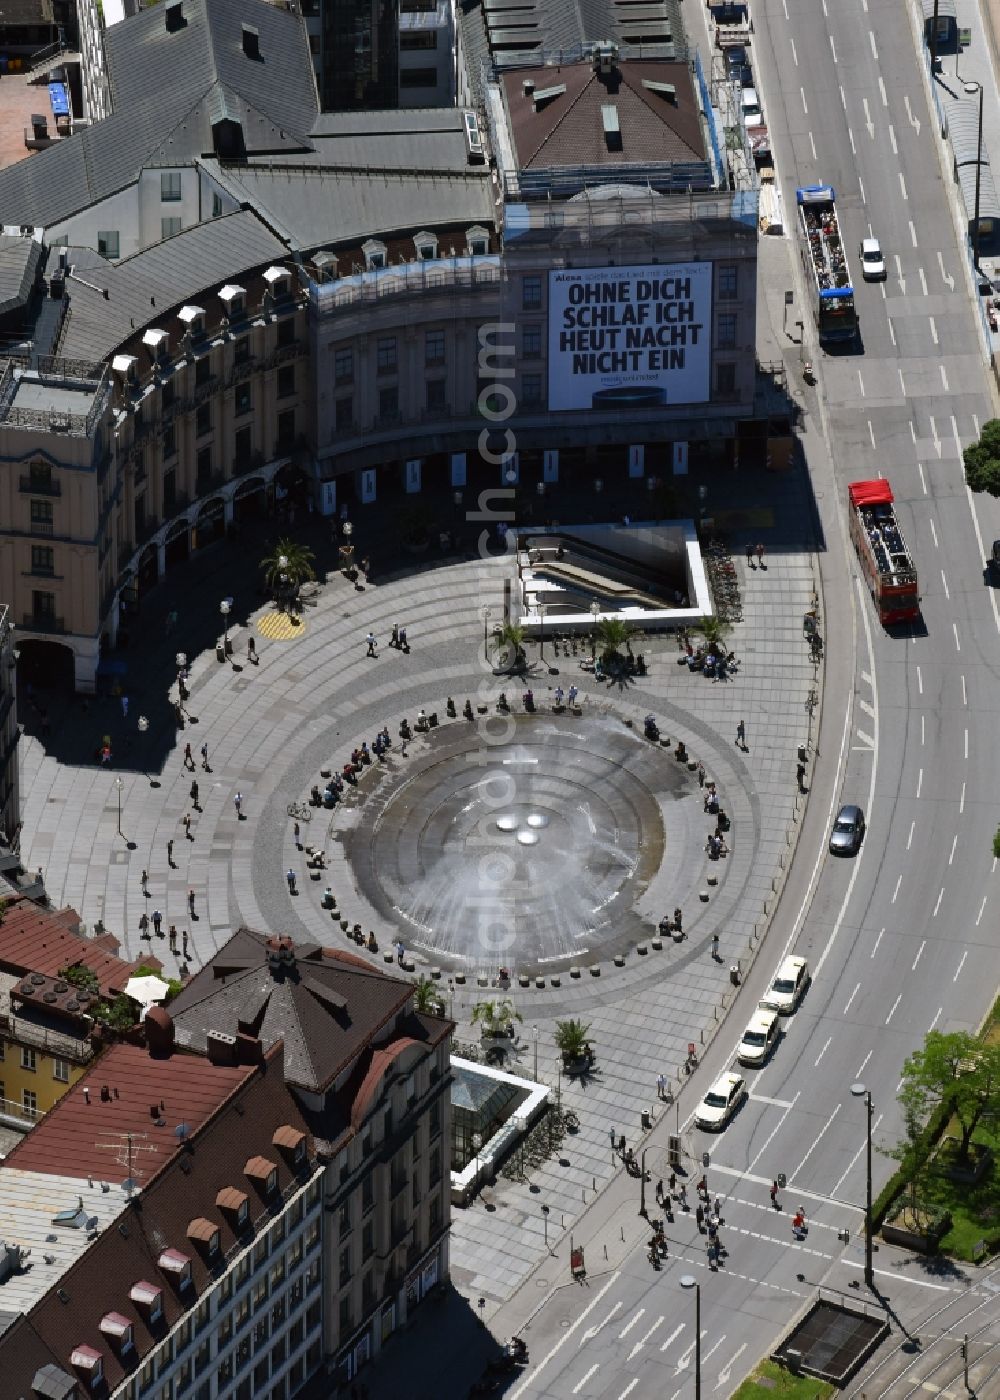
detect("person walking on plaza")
[657,1072,666,1100]
[190,779,200,811]
[287,868,297,895]
[711,933,720,961]
[200,742,210,771]
[736,719,747,750]
[390,624,400,649]
[696,1203,705,1232]
[139,911,149,939]
[183,742,194,770]
[294,820,301,850]
[756,541,766,569]
[183,811,193,840]
[188,888,196,917]
[182,929,190,959]
[167,839,174,867]
[247,636,257,664]
[697,760,706,787]
[746,542,755,568]
[234,792,243,820]
[140,869,149,897]
[398,626,408,652]
[770,1180,780,1210]
[168,924,178,954]
[152,909,162,937]
[366,632,378,657]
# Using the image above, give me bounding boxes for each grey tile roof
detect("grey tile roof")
[58,210,288,362]
[0,0,317,229]
[206,162,496,253]
[0,232,43,317]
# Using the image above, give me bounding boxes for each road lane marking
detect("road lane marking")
[941,363,950,391]
[937,252,953,289]
[840,1258,952,1290]
[750,1093,795,1108]
[814,1036,832,1066]
[892,873,902,902]
[808,130,817,161]
[716,1344,749,1391]
[921,714,925,746]
[872,928,885,956]
[859,699,875,718]
[931,415,941,454]
[849,125,856,155]
[858,369,865,397]
[659,1324,686,1353]
[954,951,968,982]
[907,820,915,849]
[899,367,906,396]
[965,727,969,759]
[855,728,874,749]
[801,86,808,113]
[963,482,1000,635]
[868,419,876,449]
[581,1302,622,1345]
[949,834,958,866]
[857,1050,873,1076]
[953,621,961,651]
[933,887,944,917]
[918,462,927,494]
[706,1164,863,1212]
[573,1363,599,1393]
[919,266,928,296]
[910,219,918,247]
[916,767,923,798]
[899,172,908,201]
[929,1007,942,1031]
[702,1337,728,1366]
[912,940,926,970]
[840,83,846,109]
[677,1331,709,1372]
[616,1384,639,1400]
[941,569,950,599]
[960,781,966,814]
[888,122,897,154]
[929,315,938,344]
[790,36,798,63]
[508,1272,622,1400]
[619,1310,645,1339]
[748,1092,801,1172]
[628,1317,664,1360]
[886,993,902,1024]
[789,1105,841,1182]
[962,673,968,705]
[977,895,988,926]
[863,96,874,137]
[906,94,921,132]
[844,982,861,1013]
[929,519,938,547]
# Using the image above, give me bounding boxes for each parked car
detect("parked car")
[760,955,810,1014]
[695,1071,748,1130]
[724,43,748,76]
[859,237,886,281]
[737,1007,781,1066]
[741,88,763,127]
[830,804,865,855]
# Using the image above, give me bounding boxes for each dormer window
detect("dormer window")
[414,231,438,261]
[130,1279,164,1323]
[158,1247,193,1290]
[272,1125,307,1167]
[142,328,170,365]
[99,1311,134,1353]
[178,304,205,339]
[70,1345,104,1389]
[217,1186,250,1229]
[245,1154,279,1196]
[187,1217,221,1258]
[219,284,246,321]
[466,225,489,256]
[112,354,138,386]
[263,265,291,301]
[362,239,387,271]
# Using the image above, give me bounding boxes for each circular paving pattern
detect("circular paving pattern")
[341,713,699,971]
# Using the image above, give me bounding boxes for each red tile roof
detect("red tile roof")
[0,896,155,997]
[3,1042,251,1185]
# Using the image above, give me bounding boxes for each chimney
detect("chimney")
[242,24,260,60]
[165,1,185,32]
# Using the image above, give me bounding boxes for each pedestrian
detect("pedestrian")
[360,556,371,580]
[736,719,746,750]
[678,1183,688,1211]
[183,742,194,770]
[793,1206,807,1237]
[746,542,755,568]
[366,632,377,657]
[696,1204,705,1232]
[168,924,178,953]
[756,541,766,569]
[711,933,720,961]
[610,1127,617,1150]
[286,868,297,894]
[655,1178,664,1204]
[200,742,210,771]
[568,684,578,706]
[141,869,149,896]
[167,838,174,867]
[294,820,301,850]
[796,761,806,790]
[395,938,405,966]
[190,780,200,810]
[697,760,705,787]
[248,637,257,664]
[187,888,195,916]
[183,811,193,840]
[770,1180,780,1210]
[234,792,243,819]
[713,1196,722,1220]
[696,1176,707,1199]
[390,624,400,649]
[657,1072,666,1100]
[707,1239,718,1270]
[152,909,162,936]
[668,1170,676,1195]
[139,912,149,939]
[398,626,408,651]
[182,929,189,957]
[121,694,129,718]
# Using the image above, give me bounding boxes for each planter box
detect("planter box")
[882,1212,951,1254]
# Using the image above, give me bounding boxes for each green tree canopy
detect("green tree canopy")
[471,998,522,1038]
[898,1029,1000,1163]
[412,976,444,1016]
[595,617,633,660]
[554,1018,592,1062]
[964,418,1000,495]
[260,538,316,593]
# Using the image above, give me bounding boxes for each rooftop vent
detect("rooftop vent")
[522,78,535,95]
[242,24,260,60]
[593,39,617,74]
[165,1,185,31]
[601,103,622,150]
[533,83,566,111]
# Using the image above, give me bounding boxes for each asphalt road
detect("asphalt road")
[498,0,1000,1394]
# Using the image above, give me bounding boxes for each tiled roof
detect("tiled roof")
[0,896,153,998]
[502,59,705,171]
[3,1045,316,1394]
[3,1042,251,1184]
[168,928,414,1092]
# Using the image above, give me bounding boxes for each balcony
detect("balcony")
[19,476,60,496]
[29,520,54,537]
[21,613,65,635]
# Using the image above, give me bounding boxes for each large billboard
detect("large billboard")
[547,263,712,412]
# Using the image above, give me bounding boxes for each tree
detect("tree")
[412,976,444,1016]
[697,615,732,655]
[898,1029,1000,1164]
[493,622,525,670]
[595,617,633,661]
[964,419,1000,496]
[471,998,522,1039]
[260,539,316,597]
[555,1018,592,1064]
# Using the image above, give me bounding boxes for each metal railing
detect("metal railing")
[19,476,61,496]
[0,1096,40,1128]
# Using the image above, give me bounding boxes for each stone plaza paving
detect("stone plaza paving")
[20,514,819,1313]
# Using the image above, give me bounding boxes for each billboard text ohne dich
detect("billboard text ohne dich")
[547,263,712,412]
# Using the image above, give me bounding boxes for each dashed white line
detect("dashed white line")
[892,874,902,903]
[868,420,876,449]
[619,1311,645,1340]
[941,569,950,599]
[930,315,938,345]
[856,1050,873,1077]
[919,266,928,296]
[976,895,988,927]
[961,673,968,706]
[814,1036,832,1067]
[871,927,885,956]
[878,75,887,106]
[748,1093,801,1172]
[941,363,950,392]
[949,834,958,866]
[888,123,897,154]
[953,621,961,651]
[912,939,926,971]
[508,1272,622,1400]
[907,820,915,850]
[918,462,928,494]
[929,1007,942,1032]
[659,1325,686,1354]
[808,130,817,161]
[858,369,865,397]
[921,714,925,746]
[839,83,846,109]
[965,727,969,759]
[844,982,861,1013]
[616,1383,639,1400]
[960,781,966,814]
[910,219,918,247]
[929,519,939,548]
[849,126,857,155]
[899,172,908,201]
[573,1364,600,1394]
[885,993,902,1025]
[789,1105,841,1182]
[899,367,906,395]
[790,36,798,64]
[628,1317,664,1360]
[954,951,968,982]
[933,887,944,917]
[800,86,808,113]
[831,1111,885,1197]
[916,767,923,799]
[916,664,923,693]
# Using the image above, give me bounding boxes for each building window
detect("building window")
[521,374,542,405]
[362,1271,375,1310]
[196,403,212,437]
[217,1353,233,1387]
[339,1296,351,1333]
[277,365,296,399]
[212,193,223,217]
[52,1057,69,1082]
[30,500,53,534]
[235,426,252,463]
[196,446,212,488]
[30,546,54,576]
[235,337,250,365]
[254,1359,269,1390]
[21,1046,36,1072]
[254,1316,270,1350]
[161,172,182,202]
[430,1192,441,1233]
[97,231,120,259]
[716,313,737,350]
[425,329,445,365]
[334,348,353,386]
[522,276,542,310]
[400,29,437,47]
[194,1340,211,1376]
[718,265,738,300]
[0,1041,4,1060]
[426,379,446,410]
[161,216,183,239]
[399,66,437,87]
[217,1315,233,1350]
[376,337,397,372]
[277,316,296,348]
[236,1335,251,1371]
[361,1172,374,1213]
[715,362,737,395]
[277,409,295,446]
[335,396,353,432]
[270,1337,286,1371]
[163,468,176,513]
[28,461,54,492]
[235,384,252,416]
[163,425,176,460]
[22,1088,37,1116]
[31,590,56,624]
[362,1220,374,1257]
[338,1246,350,1287]
[378,385,398,420]
[522,325,542,359]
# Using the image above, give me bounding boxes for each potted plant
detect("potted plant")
[595,617,633,664]
[413,976,445,1017]
[555,1017,593,1072]
[471,998,522,1042]
[260,538,316,610]
[492,622,526,672]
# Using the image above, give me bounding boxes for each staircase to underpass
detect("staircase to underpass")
[522,530,683,613]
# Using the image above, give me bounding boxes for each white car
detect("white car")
[760,955,809,1014]
[694,1071,747,1130]
[859,237,886,281]
[741,88,763,128]
[737,1007,781,1066]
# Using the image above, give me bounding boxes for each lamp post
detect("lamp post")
[471,1130,482,1193]
[967,81,984,270]
[532,1024,539,1081]
[639,1146,649,1216]
[219,599,231,657]
[851,1082,875,1289]
[541,1203,550,1248]
[114,776,124,841]
[537,601,547,663]
[175,652,187,672]
[590,599,601,662]
[680,1275,701,1400]
[483,605,494,663]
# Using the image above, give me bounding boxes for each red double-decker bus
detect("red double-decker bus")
[848,479,920,626]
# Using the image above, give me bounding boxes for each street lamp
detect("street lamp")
[471,1130,482,1190]
[532,1024,539,1081]
[590,599,601,661]
[483,605,495,663]
[175,652,187,671]
[680,1276,701,1400]
[966,82,984,270]
[219,599,231,657]
[851,1082,875,1289]
[541,1203,550,1247]
[537,600,547,663]
[114,776,124,841]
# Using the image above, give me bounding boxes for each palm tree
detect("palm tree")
[493,621,526,670]
[697,615,732,656]
[555,1017,592,1064]
[260,538,316,601]
[471,997,523,1039]
[595,617,632,662]
[412,976,444,1016]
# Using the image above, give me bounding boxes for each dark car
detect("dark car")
[724,44,748,78]
[830,804,865,855]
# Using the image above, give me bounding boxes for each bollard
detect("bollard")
[604,1244,609,1259]
[621,1227,625,1241]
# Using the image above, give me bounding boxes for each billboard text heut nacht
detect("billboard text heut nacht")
[547,263,712,412]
